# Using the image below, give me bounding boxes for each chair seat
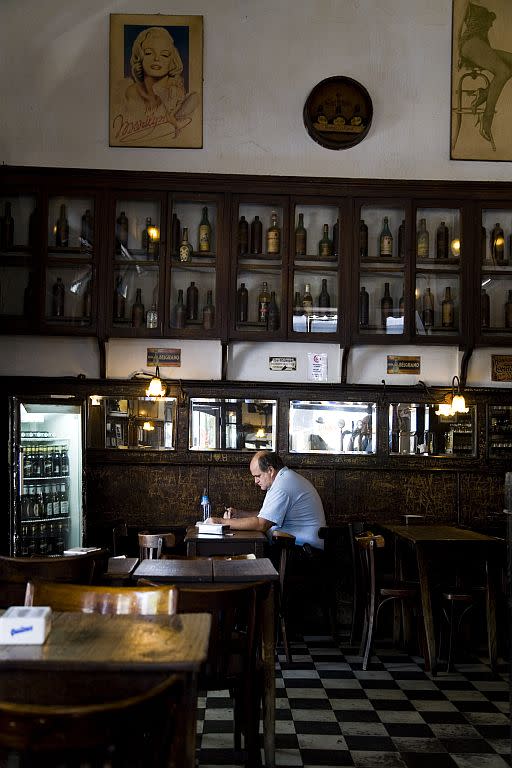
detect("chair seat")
[380,585,417,598]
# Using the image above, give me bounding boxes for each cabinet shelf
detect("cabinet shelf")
[295,254,337,263]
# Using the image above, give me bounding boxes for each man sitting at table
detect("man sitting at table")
[205,450,326,551]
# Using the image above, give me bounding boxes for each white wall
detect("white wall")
[1,0,512,182]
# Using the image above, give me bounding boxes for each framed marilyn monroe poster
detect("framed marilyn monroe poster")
[109,14,203,148]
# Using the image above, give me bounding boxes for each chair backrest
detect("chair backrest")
[355,534,385,602]
[176,582,263,687]
[0,554,97,608]
[138,532,176,560]
[25,581,178,615]
[0,672,183,768]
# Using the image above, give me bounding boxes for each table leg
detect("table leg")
[485,559,497,671]
[416,547,436,676]
[261,583,275,768]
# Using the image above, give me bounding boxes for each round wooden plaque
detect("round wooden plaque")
[303,76,373,150]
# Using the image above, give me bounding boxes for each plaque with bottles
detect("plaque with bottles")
[291,203,340,335]
[289,400,376,454]
[169,196,220,335]
[232,198,287,335]
[357,204,406,336]
[189,398,277,451]
[480,209,512,339]
[388,403,476,457]
[414,207,462,338]
[44,196,98,328]
[111,198,163,335]
[487,405,512,459]
[0,194,38,326]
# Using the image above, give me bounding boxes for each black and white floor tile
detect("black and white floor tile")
[196,636,510,768]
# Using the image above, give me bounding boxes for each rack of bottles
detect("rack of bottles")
[480,212,512,336]
[20,440,71,555]
[487,405,512,458]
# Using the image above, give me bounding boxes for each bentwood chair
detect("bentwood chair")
[0,672,184,768]
[25,581,178,616]
[271,530,296,663]
[138,532,176,560]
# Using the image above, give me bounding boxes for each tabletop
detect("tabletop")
[134,557,213,583]
[0,611,211,671]
[185,528,268,544]
[104,556,140,577]
[212,557,278,582]
[382,524,503,545]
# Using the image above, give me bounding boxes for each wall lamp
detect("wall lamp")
[145,366,167,398]
[435,375,468,417]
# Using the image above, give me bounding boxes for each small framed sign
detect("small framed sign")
[147,348,181,367]
[491,355,512,382]
[303,76,373,150]
[387,355,421,375]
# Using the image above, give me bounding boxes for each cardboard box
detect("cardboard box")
[0,606,52,644]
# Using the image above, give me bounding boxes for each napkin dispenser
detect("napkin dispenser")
[0,606,52,644]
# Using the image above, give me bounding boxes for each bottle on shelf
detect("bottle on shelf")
[481,287,490,328]
[113,276,126,320]
[258,281,270,323]
[267,210,280,255]
[131,288,145,328]
[52,277,65,317]
[436,221,449,259]
[441,286,454,329]
[61,445,69,476]
[333,218,339,258]
[179,227,193,262]
[380,282,393,328]
[490,222,505,264]
[379,217,393,258]
[399,288,405,318]
[82,279,92,320]
[142,217,158,260]
[171,212,181,253]
[359,219,368,259]
[146,303,158,329]
[59,483,69,515]
[295,213,307,256]
[416,217,429,259]
[302,283,313,313]
[200,488,211,521]
[505,289,512,329]
[198,206,211,252]
[55,204,69,247]
[267,291,279,331]
[186,281,199,321]
[398,219,406,260]
[293,290,303,315]
[237,282,248,322]
[80,209,93,247]
[52,446,61,477]
[250,215,262,254]
[422,286,434,330]
[1,201,14,250]
[318,278,330,309]
[238,215,249,256]
[116,210,129,254]
[318,224,333,258]
[359,286,369,328]
[173,289,186,329]
[202,290,215,330]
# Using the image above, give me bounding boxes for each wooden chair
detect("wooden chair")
[177,582,265,768]
[24,581,178,616]
[355,533,418,670]
[347,521,367,644]
[0,672,184,768]
[138,532,176,560]
[0,553,98,608]
[271,530,296,663]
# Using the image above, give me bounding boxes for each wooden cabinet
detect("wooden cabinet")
[1,166,512,347]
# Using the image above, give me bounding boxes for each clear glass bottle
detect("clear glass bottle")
[422,286,434,330]
[198,206,211,252]
[266,211,280,255]
[179,227,193,262]
[379,217,393,257]
[302,283,313,313]
[295,213,307,256]
[146,303,158,329]
[380,282,393,328]
[237,282,248,322]
[318,224,333,258]
[258,281,270,323]
[441,286,454,329]
[359,286,369,328]
[186,281,199,321]
[202,290,215,330]
[436,221,449,259]
[416,218,429,259]
[131,288,145,328]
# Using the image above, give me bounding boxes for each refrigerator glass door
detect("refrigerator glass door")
[17,401,83,556]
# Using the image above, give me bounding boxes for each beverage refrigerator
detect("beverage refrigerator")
[8,397,85,557]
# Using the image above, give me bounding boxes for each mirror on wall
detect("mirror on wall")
[189,398,277,451]
[87,397,177,450]
[289,400,376,454]
[388,403,476,456]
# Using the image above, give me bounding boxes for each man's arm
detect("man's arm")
[205,514,273,533]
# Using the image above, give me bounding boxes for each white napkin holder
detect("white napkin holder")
[0,606,52,644]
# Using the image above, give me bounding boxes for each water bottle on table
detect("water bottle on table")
[200,488,211,521]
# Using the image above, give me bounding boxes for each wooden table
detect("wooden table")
[133,556,279,768]
[0,611,210,767]
[185,527,268,557]
[102,556,140,582]
[380,524,503,675]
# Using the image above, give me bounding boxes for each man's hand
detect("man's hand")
[223,507,235,519]
[204,516,225,525]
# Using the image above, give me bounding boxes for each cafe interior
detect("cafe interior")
[0,1,510,767]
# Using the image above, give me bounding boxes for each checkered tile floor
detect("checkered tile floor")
[196,636,510,768]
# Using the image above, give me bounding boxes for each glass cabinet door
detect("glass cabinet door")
[111,197,163,335]
[44,195,97,330]
[480,208,512,341]
[88,396,177,450]
[0,194,38,328]
[414,206,462,339]
[289,400,376,454]
[290,202,340,336]
[388,403,476,456]
[487,404,512,459]
[231,196,288,338]
[169,195,221,337]
[189,398,277,450]
[356,203,406,337]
